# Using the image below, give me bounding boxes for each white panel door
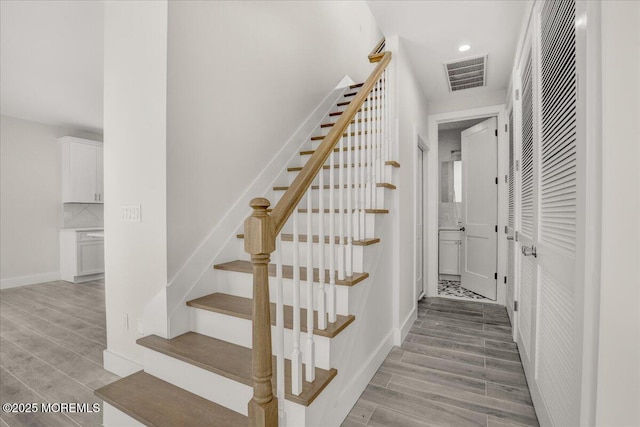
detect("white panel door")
[461,117,498,300]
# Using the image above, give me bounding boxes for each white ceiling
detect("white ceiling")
[0,1,526,133]
[367,1,528,106]
[0,1,104,133]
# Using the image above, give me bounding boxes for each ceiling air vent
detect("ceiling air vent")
[444,54,488,92]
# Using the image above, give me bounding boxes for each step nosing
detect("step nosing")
[136,334,336,407]
[212,260,369,286]
[186,293,356,338]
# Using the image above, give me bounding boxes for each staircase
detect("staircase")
[96,42,396,427]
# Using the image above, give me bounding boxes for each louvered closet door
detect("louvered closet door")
[533,0,579,425]
[506,108,517,328]
[516,41,537,371]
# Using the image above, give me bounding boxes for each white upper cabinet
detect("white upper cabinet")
[59,137,104,203]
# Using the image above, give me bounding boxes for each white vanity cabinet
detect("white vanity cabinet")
[59,229,105,283]
[59,137,104,203]
[439,230,462,275]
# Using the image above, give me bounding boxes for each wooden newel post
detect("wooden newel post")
[244,197,278,427]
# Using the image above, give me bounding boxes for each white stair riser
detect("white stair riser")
[142,348,307,425]
[272,186,389,211]
[277,239,367,274]
[280,212,378,239]
[214,269,352,316]
[190,307,334,369]
[287,164,395,185]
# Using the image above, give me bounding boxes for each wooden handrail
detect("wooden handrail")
[270,50,391,234]
[244,39,390,427]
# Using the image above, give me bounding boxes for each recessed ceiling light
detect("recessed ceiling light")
[458,44,471,52]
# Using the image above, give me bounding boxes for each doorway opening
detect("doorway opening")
[436,116,498,301]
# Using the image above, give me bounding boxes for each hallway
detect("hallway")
[344,297,538,427]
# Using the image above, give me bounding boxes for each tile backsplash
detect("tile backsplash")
[439,202,461,227]
[63,204,104,228]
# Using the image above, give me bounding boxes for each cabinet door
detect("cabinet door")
[96,146,104,203]
[77,241,104,276]
[439,240,460,275]
[69,143,97,202]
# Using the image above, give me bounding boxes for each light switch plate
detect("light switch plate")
[121,205,141,222]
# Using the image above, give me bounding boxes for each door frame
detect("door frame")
[427,104,508,305]
[413,125,429,302]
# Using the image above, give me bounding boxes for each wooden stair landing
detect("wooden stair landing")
[187,293,355,338]
[214,259,369,286]
[138,333,337,407]
[95,371,247,427]
[236,233,380,246]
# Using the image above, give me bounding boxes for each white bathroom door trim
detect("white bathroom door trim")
[427,105,508,305]
[415,131,429,301]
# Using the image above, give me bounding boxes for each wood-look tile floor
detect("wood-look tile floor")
[343,297,539,427]
[0,280,119,427]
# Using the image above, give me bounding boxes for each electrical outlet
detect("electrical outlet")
[121,205,141,222]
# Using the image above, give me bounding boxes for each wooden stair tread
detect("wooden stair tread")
[187,292,356,338]
[95,371,247,427]
[337,96,380,106]
[288,162,399,172]
[349,83,364,89]
[311,131,373,141]
[297,208,389,214]
[300,146,386,155]
[273,183,396,191]
[236,233,380,246]
[320,117,375,128]
[213,260,369,287]
[137,333,337,407]
[329,106,379,116]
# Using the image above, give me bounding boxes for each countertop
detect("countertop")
[59,227,104,232]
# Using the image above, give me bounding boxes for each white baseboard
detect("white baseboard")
[394,307,417,345]
[0,271,61,290]
[103,349,142,377]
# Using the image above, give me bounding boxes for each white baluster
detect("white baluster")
[317,154,327,330]
[346,118,354,277]
[291,210,302,395]
[275,234,286,426]
[360,98,367,238]
[329,135,337,324]
[367,91,373,211]
[305,191,315,382]
[372,81,379,210]
[354,107,361,242]
[338,131,345,281]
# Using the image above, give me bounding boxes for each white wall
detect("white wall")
[166,1,382,280]
[0,115,101,288]
[385,35,430,340]
[428,89,507,116]
[103,0,169,370]
[596,1,640,425]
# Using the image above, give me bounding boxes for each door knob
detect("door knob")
[460,226,465,232]
[521,245,537,257]
[506,235,514,241]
